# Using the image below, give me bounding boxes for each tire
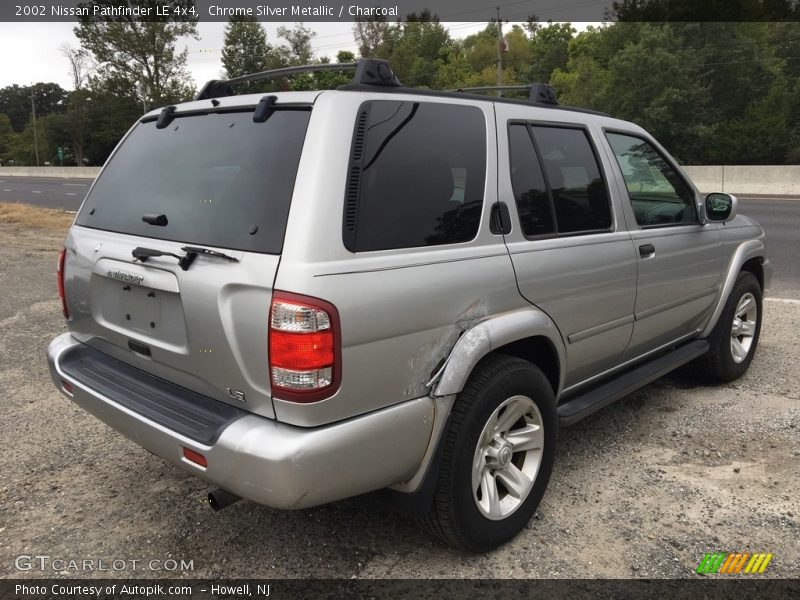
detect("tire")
[695,271,762,382]
[423,354,557,552]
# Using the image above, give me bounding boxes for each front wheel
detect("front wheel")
[695,271,763,382]
[424,355,557,552]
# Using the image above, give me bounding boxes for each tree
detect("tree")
[221,16,271,79]
[353,14,391,57]
[527,21,575,83]
[84,74,141,165]
[290,51,356,91]
[612,0,800,21]
[60,44,92,165]
[74,0,199,108]
[375,11,450,87]
[0,113,13,162]
[0,83,68,132]
[277,23,316,65]
[60,43,91,90]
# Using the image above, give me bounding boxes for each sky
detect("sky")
[0,21,499,90]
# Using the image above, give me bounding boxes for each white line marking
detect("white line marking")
[65,192,77,196]
[32,190,42,194]
[738,196,800,202]
[2,189,11,192]
[65,210,77,214]
[62,183,88,187]
[766,297,800,305]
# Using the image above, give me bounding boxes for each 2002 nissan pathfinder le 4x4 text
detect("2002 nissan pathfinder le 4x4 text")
[48,59,770,551]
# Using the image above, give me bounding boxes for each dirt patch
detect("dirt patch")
[0,202,73,231]
[0,221,797,580]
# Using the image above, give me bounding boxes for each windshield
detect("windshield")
[76,108,311,254]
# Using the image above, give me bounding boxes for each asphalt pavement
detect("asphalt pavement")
[737,196,799,299]
[0,176,797,297]
[0,176,93,210]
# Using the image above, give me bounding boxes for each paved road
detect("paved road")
[0,175,93,210]
[737,196,799,299]
[0,176,797,297]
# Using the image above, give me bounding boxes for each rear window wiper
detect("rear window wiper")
[181,246,239,264]
[132,246,239,271]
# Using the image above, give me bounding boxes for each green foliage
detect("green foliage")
[84,75,141,165]
[353,15,391,57]
[74,0,198,107]
[222,16,271,79]
[612,0,800,22]
[0,113,13,162]
[527,21,574,83]
[6,13,799,166]
[277,23,316,66]
[552,21,800,165]
[0,84,68,132]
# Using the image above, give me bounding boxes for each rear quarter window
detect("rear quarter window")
[76,109,311,254]
[343,100,487,252]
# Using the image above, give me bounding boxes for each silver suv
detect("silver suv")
[47,60,770,551]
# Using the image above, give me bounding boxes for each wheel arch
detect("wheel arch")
[431,308,566,400]
[491,337,560,396]
[701,239,768,339]
[740,256,764,292]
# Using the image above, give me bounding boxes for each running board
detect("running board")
[557,340,709,426]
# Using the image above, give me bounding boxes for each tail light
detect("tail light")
[57,247,69,319]
[269,291,341,403]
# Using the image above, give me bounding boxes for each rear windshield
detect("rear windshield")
[76,109,311,254]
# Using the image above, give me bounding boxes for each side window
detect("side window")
[508,124,554,236]
[507,123,612,237]
[345,101,486,252]
[606,132,698,227]
[530,126,612,234]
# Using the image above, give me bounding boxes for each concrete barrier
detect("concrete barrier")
[0,166,100,179]
[681,166,723,193]
[683,165,800,196]
[0,165,797,196]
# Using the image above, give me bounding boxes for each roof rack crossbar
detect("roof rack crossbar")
[450,83,559,105]
[449,85,532,93]
[226,62,358,87]
[195,59,401,101]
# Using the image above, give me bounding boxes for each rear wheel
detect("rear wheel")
[424,355,557,552]
[695,271,762,382]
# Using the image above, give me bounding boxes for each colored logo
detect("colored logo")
[696,552,773,574]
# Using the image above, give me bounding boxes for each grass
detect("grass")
[0,202,74,231]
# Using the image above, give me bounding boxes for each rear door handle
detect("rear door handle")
[639,243,655,257]
[490,202,512,235]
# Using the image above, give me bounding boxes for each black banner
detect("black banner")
[1,0,610,23]
[3,579,800,600]
[1,0,800,23]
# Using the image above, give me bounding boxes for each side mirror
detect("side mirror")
[705,192,737,222]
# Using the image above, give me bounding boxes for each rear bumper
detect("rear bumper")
[47,333,434,509]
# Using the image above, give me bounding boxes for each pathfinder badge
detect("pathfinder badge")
[107,270,144,286]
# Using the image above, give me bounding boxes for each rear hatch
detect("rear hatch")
[63,99,313,418]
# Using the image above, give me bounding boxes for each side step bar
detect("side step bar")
[557,340,709,426]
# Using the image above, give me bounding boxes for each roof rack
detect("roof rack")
[195,58,402,100]
[450,83,559,105]
[194,58,603,115]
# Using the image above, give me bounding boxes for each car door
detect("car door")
[600,129,725,362]
[495,106,637,389]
